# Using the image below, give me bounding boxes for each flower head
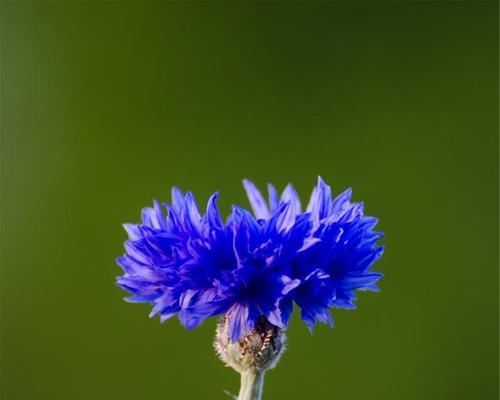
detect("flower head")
[117,178,383,341]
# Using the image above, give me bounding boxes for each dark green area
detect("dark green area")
[1,2,498,399]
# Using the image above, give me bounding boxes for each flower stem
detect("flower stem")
[238,370,265,400]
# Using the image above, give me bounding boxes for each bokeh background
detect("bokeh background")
[1,2,498,400]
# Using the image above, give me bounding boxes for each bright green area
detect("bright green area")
[1,2,498,400]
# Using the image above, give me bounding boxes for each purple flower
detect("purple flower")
[117,178,383,341]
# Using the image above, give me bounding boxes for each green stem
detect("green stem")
[238,370,265,400]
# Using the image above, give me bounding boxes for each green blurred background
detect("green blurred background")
[1,2,498,399]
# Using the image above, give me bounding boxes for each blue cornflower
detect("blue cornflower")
[242,178,384,332]
[116,178,383,342]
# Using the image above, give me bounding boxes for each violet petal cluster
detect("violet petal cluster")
[116,178,384,341]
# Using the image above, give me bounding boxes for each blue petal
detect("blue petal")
[300,308,316,333]
[358,247,384,271]
[266,306,285,328]
[123,223,142,240]
[306,176,332,221]
[280,275,300,295]
[232,206,261,251]
[267,183,280,212]
[227,303,250,342]
[280,213,312,258]
[281,183,301,216]
[276,201,296,232]
[153,199,167,230]
[243,179,270,220]
[179,300,228,330]
[262,202,289,237]
[183,192,202,232]
[160,311,177,323]
[150,292,178,317]
[334,273,383,290]
[171,187,185,212]
[232,219,251,265]
[206,192,223,229]
[124,241,150,265]
[278,297,294,326]
[330,188,352,217]
[124,293,161,303]
[141,207,157,229]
